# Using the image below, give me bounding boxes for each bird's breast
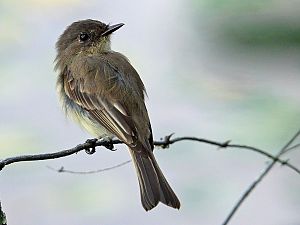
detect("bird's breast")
[57,77,113,138]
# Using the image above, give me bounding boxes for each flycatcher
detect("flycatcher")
[55,19,180,211]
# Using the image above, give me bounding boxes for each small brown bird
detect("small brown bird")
[54,19,180,211]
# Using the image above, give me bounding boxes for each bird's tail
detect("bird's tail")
[129,145,180,211]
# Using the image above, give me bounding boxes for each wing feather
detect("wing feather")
[63,53,143,145]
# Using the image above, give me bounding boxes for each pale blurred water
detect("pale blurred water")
[0,0,299,225]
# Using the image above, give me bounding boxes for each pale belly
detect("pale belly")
[61,95,114,139]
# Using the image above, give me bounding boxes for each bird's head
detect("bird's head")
[55,19,124,69]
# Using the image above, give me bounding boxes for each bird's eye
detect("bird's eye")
[78,32,90,42]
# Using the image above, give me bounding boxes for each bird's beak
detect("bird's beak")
[101,23,124,36]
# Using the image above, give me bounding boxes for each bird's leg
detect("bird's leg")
[85,138,98,154]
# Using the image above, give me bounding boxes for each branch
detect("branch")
[0,139,121,171]
[154,135,300,175]
[47,160,131,174]
[221,129,300,225]
[282,142,300,154]
[0,202,7,225]
[0,132,299,225]
[0,135,299,176]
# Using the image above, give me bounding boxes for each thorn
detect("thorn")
[162,133,175,148]
[281,159,289,166]
[220,140,231,148]
[165,133,175,141]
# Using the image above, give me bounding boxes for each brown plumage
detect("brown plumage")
[55,19,180,211]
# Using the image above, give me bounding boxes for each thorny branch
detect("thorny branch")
[0,132,299,225]
[0,135,299,175]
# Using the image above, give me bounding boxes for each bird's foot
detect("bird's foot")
[100,137,115,151]
[85,138,98,154]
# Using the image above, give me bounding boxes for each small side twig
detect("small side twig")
[282,142,300,154]
[47,160,131,174]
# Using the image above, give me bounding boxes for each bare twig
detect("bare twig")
[221,129,300,225]
[155,137,300,174]
[0,139,121,171]
[282,142,300,154]
[0,135,299,175]
[0,132,300,225]
[47,160,131,174]
[0,202,7,225]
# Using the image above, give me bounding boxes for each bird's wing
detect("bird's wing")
[63,53,148,146]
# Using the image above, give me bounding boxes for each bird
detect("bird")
[54,19,180,211]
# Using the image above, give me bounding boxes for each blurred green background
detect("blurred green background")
[0,0,299,224]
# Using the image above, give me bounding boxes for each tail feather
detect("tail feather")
[129,146,180,211]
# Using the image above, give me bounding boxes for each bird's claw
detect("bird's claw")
[102,137,115,151]
[85,138,98,154]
